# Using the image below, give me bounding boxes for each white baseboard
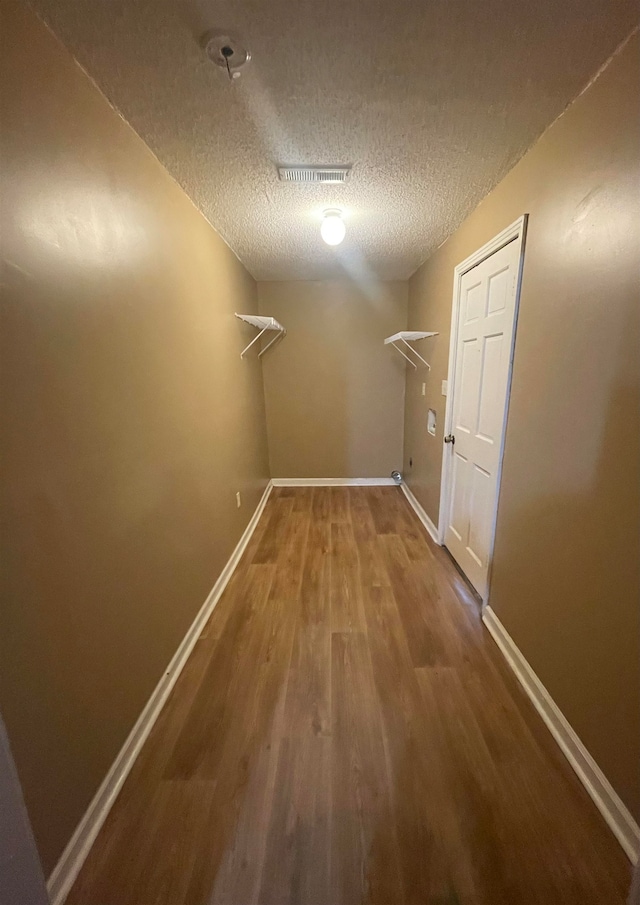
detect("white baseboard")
[47,480,274,905]
[271,477,396,486]
[400,482,442,545]
[482,605,639,864]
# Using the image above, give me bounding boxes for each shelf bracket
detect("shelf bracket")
[398,338,431,370]
[384,331,438,369]
[235,313,286,359]
[258,330,286,357]
[240,326,269,359]
[390,341,419,369]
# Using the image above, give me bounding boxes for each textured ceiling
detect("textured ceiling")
[30,0,637,280]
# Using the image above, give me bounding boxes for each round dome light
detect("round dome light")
[320,209,346,246]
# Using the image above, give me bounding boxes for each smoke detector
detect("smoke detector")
[201,31,251,80]
[277,165,352,184]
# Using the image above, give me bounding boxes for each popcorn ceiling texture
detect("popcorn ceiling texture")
[30,0,637,280]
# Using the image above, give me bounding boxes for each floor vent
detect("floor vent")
[277,165,351,183]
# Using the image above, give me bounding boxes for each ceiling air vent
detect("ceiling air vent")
[277,165,351,184]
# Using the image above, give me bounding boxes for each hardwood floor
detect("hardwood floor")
[66,487,631,904]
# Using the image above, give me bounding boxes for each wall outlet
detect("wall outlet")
[441,379,448,396]
[421,382,426,396]
[236,491,241,509]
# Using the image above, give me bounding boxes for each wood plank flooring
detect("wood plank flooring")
[66,487,631,905]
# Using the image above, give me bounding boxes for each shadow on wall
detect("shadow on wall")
[488,376,640,822]
[402,347,446,520]
[336,253,412,484]
[0,715,49,905]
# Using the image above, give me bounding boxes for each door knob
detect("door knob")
[444,434,455,445]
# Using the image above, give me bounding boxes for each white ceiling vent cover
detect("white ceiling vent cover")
[277,165,351,183]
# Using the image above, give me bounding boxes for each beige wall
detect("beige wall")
[0,1,270,874]
[259,280,408,478]
[404,33,640,819]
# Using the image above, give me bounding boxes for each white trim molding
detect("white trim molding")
[483,605,640,864]
[47,480,274,905]
[401,482,442,545]
[271,477,396,487]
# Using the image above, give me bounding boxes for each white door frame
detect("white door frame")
[437,214,528,604]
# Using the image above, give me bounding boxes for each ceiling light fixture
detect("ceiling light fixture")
[320,209,346,246]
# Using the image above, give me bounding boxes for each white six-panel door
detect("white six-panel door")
[443,237,521,598]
